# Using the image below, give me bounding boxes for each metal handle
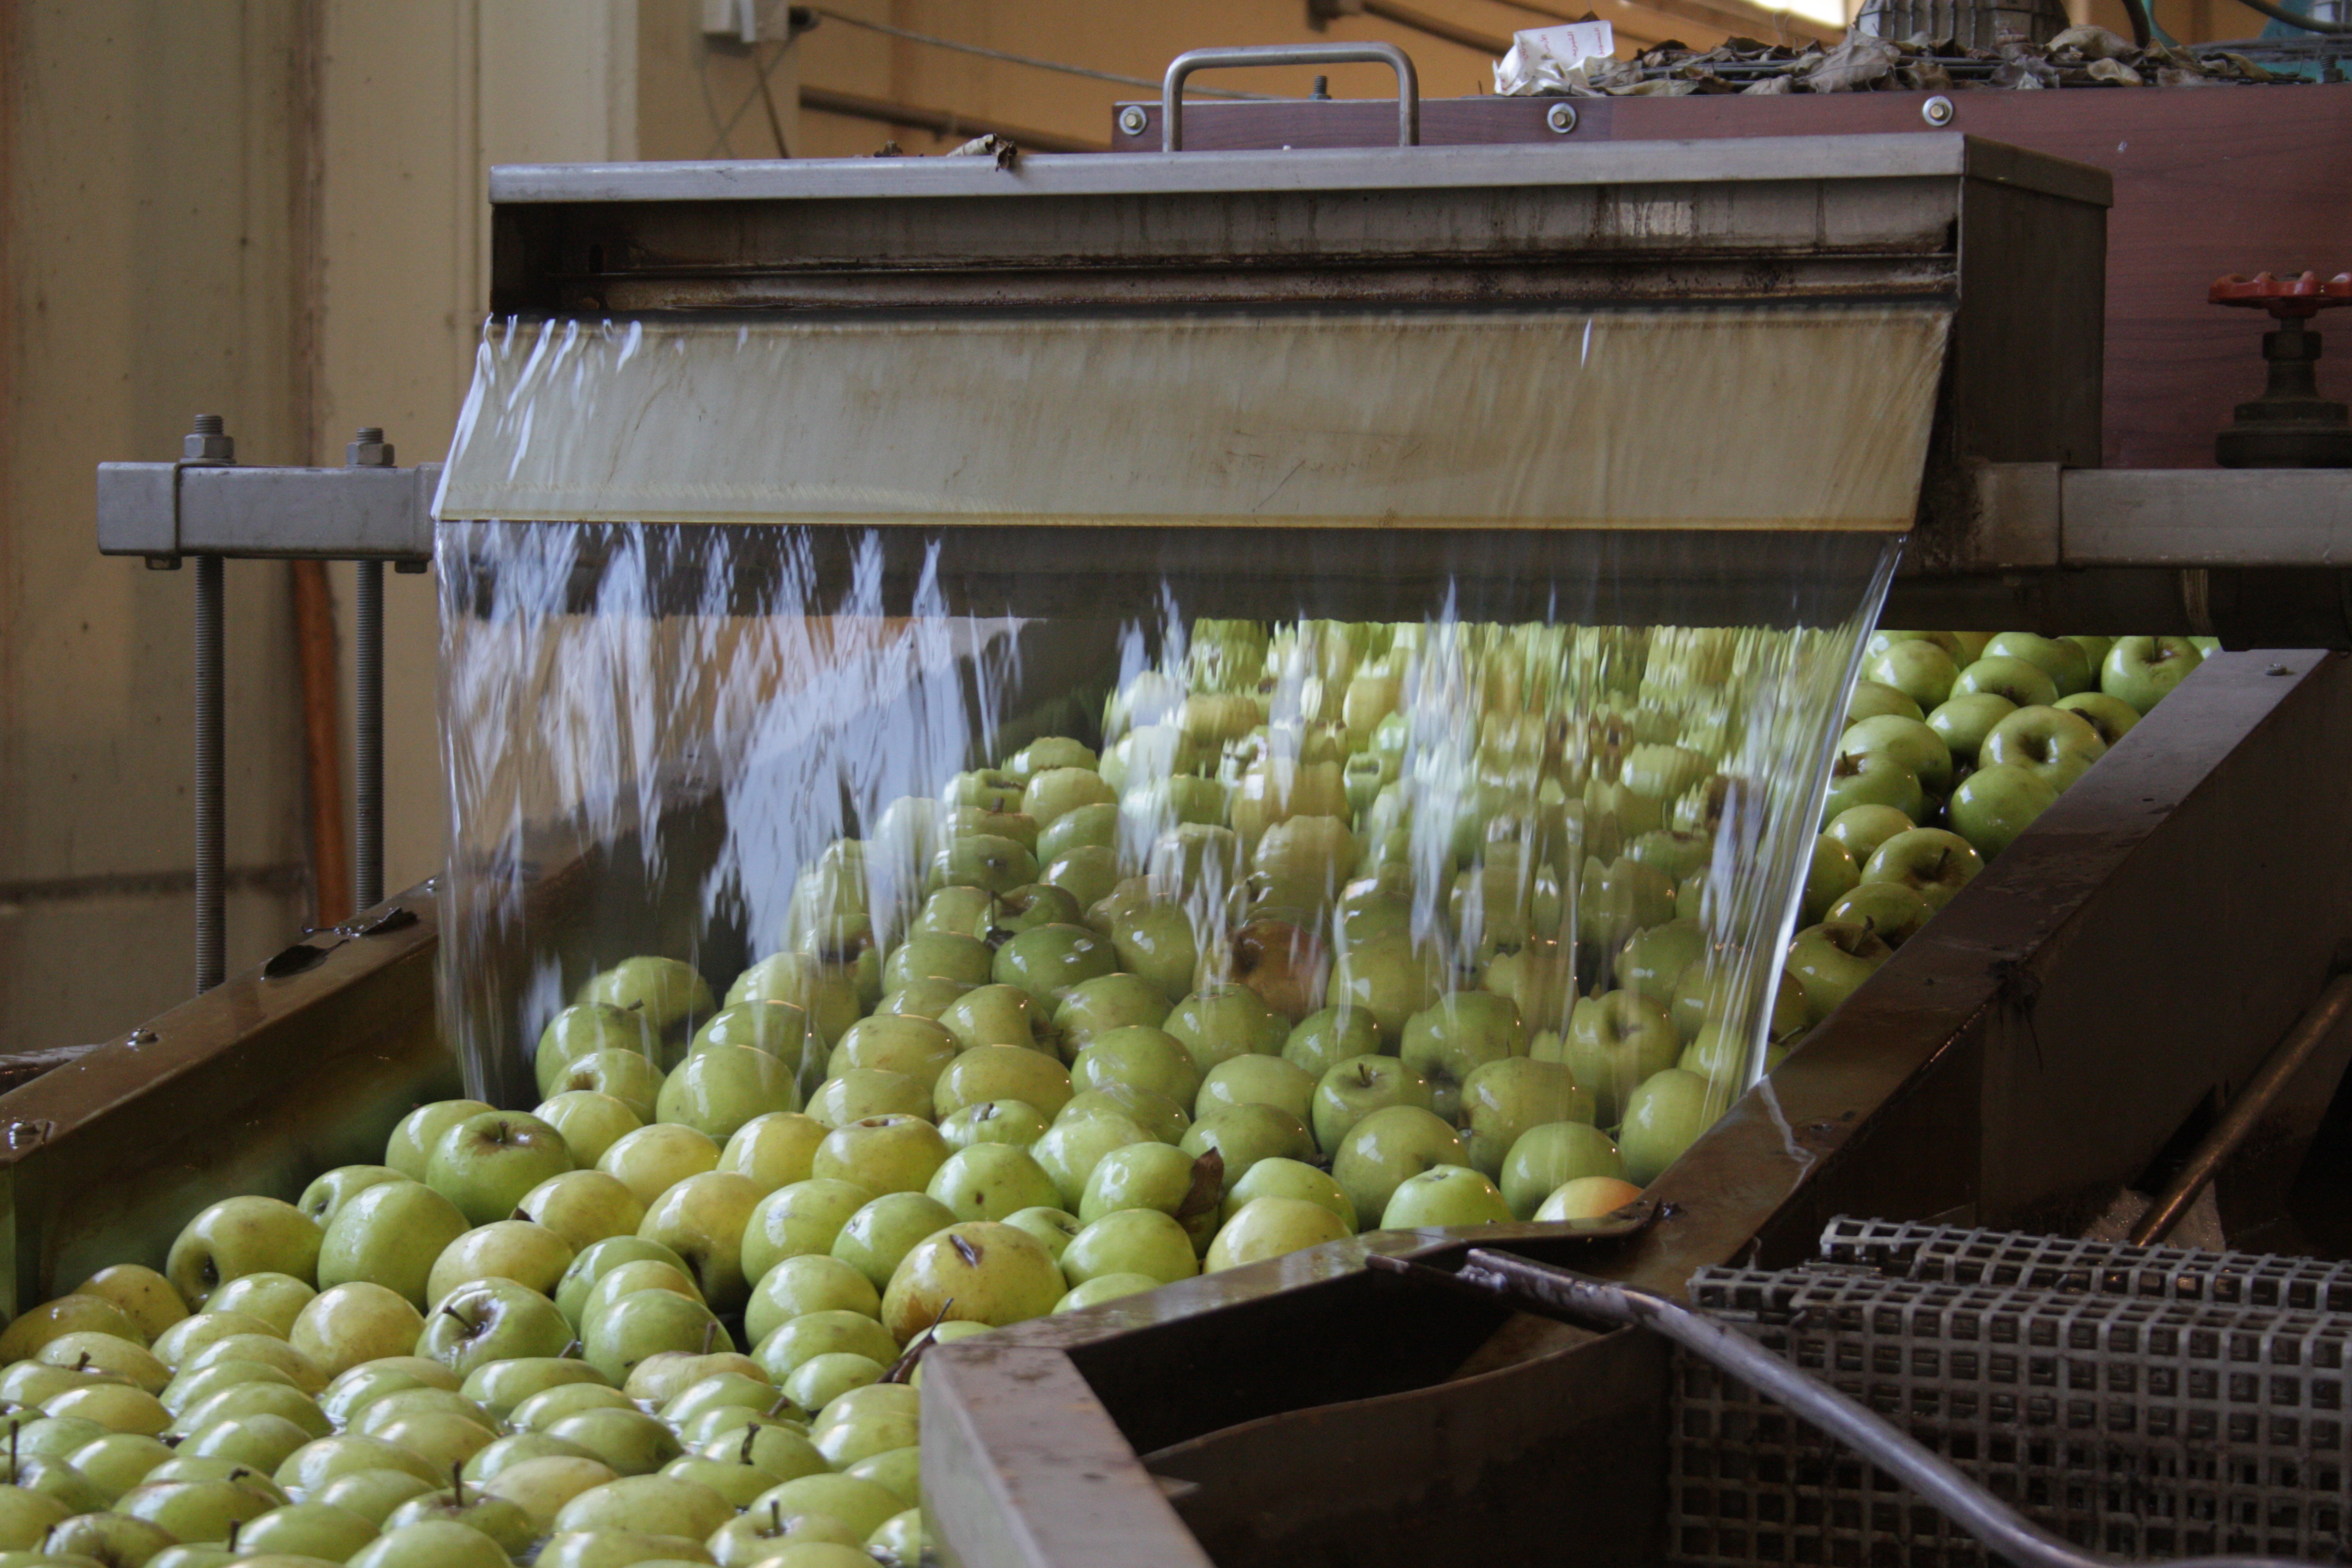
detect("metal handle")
[1160,43,1418,153]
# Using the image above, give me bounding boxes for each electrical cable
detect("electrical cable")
[807,8,1283,97]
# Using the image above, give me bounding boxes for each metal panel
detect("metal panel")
[2064,468,2352,567]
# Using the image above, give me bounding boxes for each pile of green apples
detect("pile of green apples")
[14,615,2197,1568]
[1793,631,2212,1010]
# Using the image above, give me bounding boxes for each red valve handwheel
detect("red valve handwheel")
[2209,270,2352,320]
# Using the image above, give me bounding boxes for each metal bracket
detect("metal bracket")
[97,461,441,565]
[1942,462,2352,570]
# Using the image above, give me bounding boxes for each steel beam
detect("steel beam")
[96,461,440,564]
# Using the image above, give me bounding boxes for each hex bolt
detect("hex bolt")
[1118,105,1148,136]
[1921,95,1955,127]
[1547,102,1579,134]
[184,412,235,464]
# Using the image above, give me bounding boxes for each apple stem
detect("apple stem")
[741,1427,758,1464]
[560,1339,582,1359]
[452,1460,466,1507]
[771,1500,783,1532]
[701,1320,718,1355]
[227,1522,240,1551]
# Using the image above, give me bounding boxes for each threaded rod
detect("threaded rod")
[353,559,384,912]
[194,556,225,991]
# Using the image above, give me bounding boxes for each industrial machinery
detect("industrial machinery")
[51,40,2352,1568]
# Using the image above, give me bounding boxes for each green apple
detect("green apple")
[1037,801,1118,863]
[66,1432,176,1498]
[882,932,993,992]
[1163,986,1288,1074]
[1839,714,1952,798]
[315,1358,459,1428]
[165,1199,323,1309]
[1060,1209,1199,1287]
[1194,1054,1317,1128]
[752,1472,906,1542]
[1560,990,1679,1123]
[639,1172,763,1311]
[1331,1106,1467,1224]
[1078,1141,1216,1242]
[535,1526,720,1568]
[385,1480,537,1556]
[1821,804,1916,865]
[927,832,1037,897]
[656,1046,800,1140]
[1062,1082,1188,1144]
[754,1311,896,1391]
[992,924,1119,1018]
[1329,930,1449,1046]
[937,983,1056,1055]
[579,1291,729,1387]
[286,1286,426,1380]
[946,807,1038,856]
[425,1113,574,1228]
[1619,1068,1722,1184]
[543,1406,688,1479]
[578,958,715,1041]
[346,1516,511,1568]
[1000,1208,1082,1263]
[743,1257,879,1347]
[719,1113,832,1197]
[1981,704,2106,793]
[70,1267,184,1347]
[1310,1055,1434,1153]
[739,1180,872,1282]
[459,1360,606,1428]
[275,1432,444,1494]
[1458,1057,1594,1177]
[577,1262,703,1348]
[528,1095,641,1170]
[1220,1157,1354,1230]
[1924,692,2018,768]
[1954,654,2060,710]
[1984,631,2092,698]
[1280,1008,1382,1080]
[475,1456,616,1529]
[199,1272,313,1337]
[181,1407,320,1472]
[1860,640,1959,711]
[1785,920,1896,1026]
[1398,993,1528,1121]
[1820,748,1924,826]
[1022,766,1117,829]
[514,1171,645,1254]
[42,1510,179,1565]
[507,1385,633,1436]
[1381,1166,1512,1230]
[1799,835,1860,924]
[1204,1197,1351,1271]
[1030,1113,1155,1210]
[879,1221,1065,1343]
[936,1099,1050,1153]
[2055,689,2140,747]
[417,1281,571,1378]
[1861,827,1983,911]
[1110,902,1203,1001]
[293,1168,410,1235]
[870,1505,925,1565]
[540,1051,663,1122]
[534,1004,655,1092]
[689,999,817,1080]
[924,1144,1060,1224]
[117,1476,281,1545]
[317,1184,468,1310]
[1823,880,1935,949]
[1534,1175,1646,1222]
[0,1486,69,1550]
[830,1194,956,1293]
[1845,679,1923,725]
[1070,1026,1202,1109]
[912,884,994,938]
[825,1018,957,1093]
[552,1238,690,1329]
[424,1221,573,1306]
[1048,977,1175,1064]
[934,1046,1072,1123]
[805,1068,930,1129]
[810,1117,951,1200]
[1578,855,1678,949]
[1499,1121,1625,1219]
[595,1124,720,1208]
[727,953,861,1047]
[1947,761,2061,861]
